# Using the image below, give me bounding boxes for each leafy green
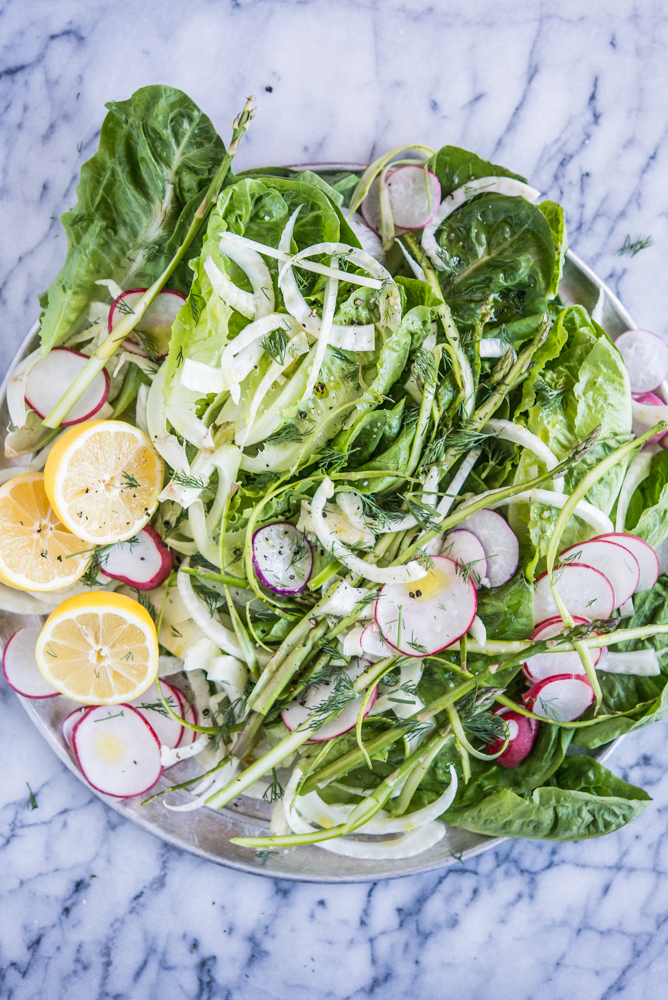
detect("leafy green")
[538,201,568,298]
[40,86,226,351]
[627,450,668,547]
[476,570,534,640]
[353,423,416,493]
[428,145,526,197]
[433,193,555,333]
[394,276,442,312]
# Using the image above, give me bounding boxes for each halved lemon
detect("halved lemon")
[35,591,159,704]
[0,472,90,591]
[44,420,164,544]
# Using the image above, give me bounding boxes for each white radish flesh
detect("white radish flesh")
[63,707,89,748]
[616,330,668,394]
[456,509,519,588]
[559,538,640,608]
[281,657,377,742]
[375,555,477,657]
[524,674,595,722]
[100,526,173,590]
[596,533,659,592]
[362,165,442,232]
[488,707,539,768]
[534,564,615,623]
[108,288,186,359]
[252,522,313,595]
[130,679,183,752]
[440,529,488,588]
[25,348,110,426]
[524,615,602,683]
[73,704,162,797]
[361,621,395,658]
[2,626,59,698]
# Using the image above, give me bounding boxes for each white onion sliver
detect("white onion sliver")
[177,563,243,658]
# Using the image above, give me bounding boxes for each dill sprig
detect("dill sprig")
[618,234,654,257]
[265,422,305,445]
[533,375,569,412]
[262,768,284,803]
[134,589,157,624]
[411,348,438,391]
[262,327,289,365]
[172,470,206,490]
[193,580,222,618]
[81,547,109,586]
[121,470,141,490]
[308,673,356,729]
[161,506,189,539]
[350,490,403,530]
[415,547,435,571]
[403,494,441,533]
[317,446,356,473]
[458,691,507,744]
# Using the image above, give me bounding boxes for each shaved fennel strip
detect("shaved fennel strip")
[222,232,383,289]
[177,563,243,658]
[7,337,41,428]
[616,452,654,532]
[146,363,190,473]
[236,331,310,447]
[204,255,254,318]
[205,445,242,533]
[311,477,427,584]
[218,233,275,318]
[484,419,564,493]
[303,265,339,401]
[477,487,614,534]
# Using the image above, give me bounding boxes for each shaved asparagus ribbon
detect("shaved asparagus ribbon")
[42,97,256,428]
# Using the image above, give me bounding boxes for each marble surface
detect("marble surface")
[2,1,668,997]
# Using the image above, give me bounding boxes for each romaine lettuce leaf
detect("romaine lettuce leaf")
[428,145,527,197]
[626,451,668,548]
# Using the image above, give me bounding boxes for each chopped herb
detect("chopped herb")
[26,783,38,811]
[618,234,654,257]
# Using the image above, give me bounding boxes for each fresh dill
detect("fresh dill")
[26,783,38,811]
[317,446,356,473]
[262,327,289,365]
[134,589,157,624]
[458,691,507,744]
[193,580,222,618]
[407,635,428,655]
[308,673,356,729]
[262,768,284,803]
[172,470,206,490]
[81,546,111,586]
[176,345,184,366]
[403,494,441,533]
[320,641,347,662]
[533,375,569,412]
[162,506,189,539]
[618,234,654,257]
[190,292,205,323]
[411,348,438,390]
[265,422,305,445]
[415,547,435,571]
[350,490,403,530]
[121,470,141,490]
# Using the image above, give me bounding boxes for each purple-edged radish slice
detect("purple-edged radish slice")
[523,674,595,722]
[131,679,183,752]
[441,529,488,588]
[632,393,668,445]
[616,330,668,393]
[375,555,477,657]
[534,563,615,623]
[524,615,602,683]
[108,288,186,359]
[3,626,60,698]
[100,526,173,590]
[72,704,162,797]
[252,522,313,595]
[487,707,539,768]
[559,538,639,609]
[456,509,519,588]
[281,657,377,742]
[63,707,90,749]
[25,348,110,427]
[596,532,659,592]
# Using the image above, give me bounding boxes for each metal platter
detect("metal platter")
[0,173,635,880]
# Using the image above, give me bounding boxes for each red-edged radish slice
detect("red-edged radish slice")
[440,529,488,588]
[100,526,173,590]
[375,555,477,657]
[108,288,186,359]
[456,509,519,588]
[63,707,90,748]
[176,689,198,748]
[534,563,615,623]
[487,707,539,768]
[252,522,313,595]
[524,615,602,683]
[523,674,595,722]
[130,679,183,751]
[281,657,377,742]
[632,392,668,445]
[2,626,60,698]
[596,532,660,593]
[361,166,441,233]
[559,538,639,609]
[25,348,110,426]
[72,704,162,797]
[616,330,668,393]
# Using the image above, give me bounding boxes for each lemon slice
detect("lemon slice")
[35,591,159,704]
[0,472,90,591]
[44,420,163,544]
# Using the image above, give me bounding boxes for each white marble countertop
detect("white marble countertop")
[2,1,668,997]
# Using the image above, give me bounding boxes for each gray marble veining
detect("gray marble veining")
[2,1,668,997]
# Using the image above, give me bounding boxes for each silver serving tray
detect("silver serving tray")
[0,185,634,880]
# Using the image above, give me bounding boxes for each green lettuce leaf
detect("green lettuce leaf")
[538,201,568,298]
[626,451,668,548]
[39,85,226,352]
[428,145,526,197]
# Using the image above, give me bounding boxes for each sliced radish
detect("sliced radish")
[375,555,477,657]
[130,679,183,752]
[176,689,198,748]
[72,704,162,797]
[108,288,186,359]
[487,707,539,768]
[63,707,90,748]
[100,525,173,590]
[456,509,519,588]
[440,529,488,588]
[596,533,659,592]
[252,522,313,595]
[25,348,110,426]
[524,615,602,683]
[361,166,441,233]
[361,621,395,658]
[559,538,639,609]
[281,657,377,742]
[523,674,595,722]
[534,564,615,623]
[632,392,668,445]
[616,330,668,393]
[2,626,60,698]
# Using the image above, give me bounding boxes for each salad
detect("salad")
[3,84,668,864]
